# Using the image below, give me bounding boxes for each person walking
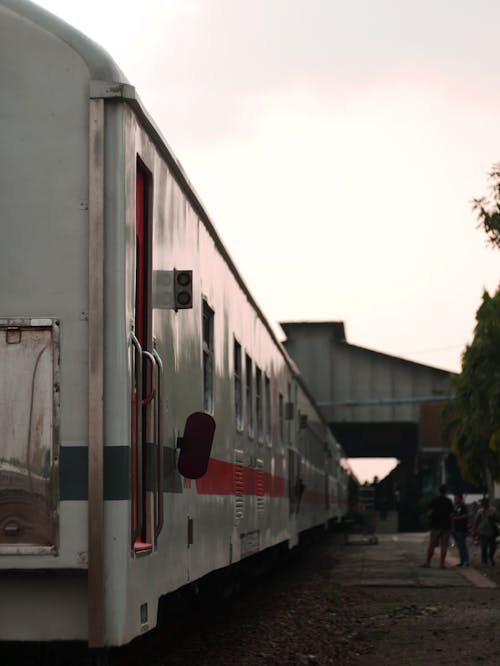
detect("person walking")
[473,498,500,566]
[452,493,469,566]
[422,484,454,569]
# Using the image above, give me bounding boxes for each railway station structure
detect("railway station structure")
[281,321,456,530]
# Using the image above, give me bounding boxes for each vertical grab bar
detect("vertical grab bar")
[130,331,143,547]
[141,352,156,406]
[142,351,157,544]
[152,344,164,541]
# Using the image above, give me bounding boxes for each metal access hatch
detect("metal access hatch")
[0,319,60,555]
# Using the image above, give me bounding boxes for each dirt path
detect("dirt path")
[342,533,500,665]
[351,586,499,665]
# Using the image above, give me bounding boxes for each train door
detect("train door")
[130,160,163,553]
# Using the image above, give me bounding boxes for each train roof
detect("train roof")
[2,0,127,82]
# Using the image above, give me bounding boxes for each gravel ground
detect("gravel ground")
[4,533,499,665]
[145,535,368,665]
[145,534,500,666]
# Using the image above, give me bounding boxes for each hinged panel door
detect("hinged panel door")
[0,321,59,554]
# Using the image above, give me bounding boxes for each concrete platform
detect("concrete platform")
[336,532,497,589]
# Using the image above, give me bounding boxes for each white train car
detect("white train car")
[0,0,350,649]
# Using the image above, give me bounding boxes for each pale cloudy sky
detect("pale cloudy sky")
[32,1,500,479]
[34,0,499,376]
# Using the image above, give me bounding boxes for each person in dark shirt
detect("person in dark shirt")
[452,493,469,566]
[422,484,454,568]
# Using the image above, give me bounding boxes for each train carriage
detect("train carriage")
[0,0,350,649]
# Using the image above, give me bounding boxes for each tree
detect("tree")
[472,163,500,249]
[445,289,500,494]
[443,166,500,495]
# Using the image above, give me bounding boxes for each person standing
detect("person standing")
[473,498,500,566]
[452,493,469,566]
[422,484,454,569]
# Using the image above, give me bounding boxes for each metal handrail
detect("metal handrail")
[142,350,157,545]
[141,351,156,405]
[130,331,143,547]
[152,344,164,542]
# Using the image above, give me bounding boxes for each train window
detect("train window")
[256,366,263,443]
[202,300,214,414]
[233,338,243,431]
[265,375,271,445]
[279,392,284,443]
[245,354,253,437]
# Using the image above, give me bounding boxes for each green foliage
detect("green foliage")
[472,163,500,249]
[443,166,500,490]
[444,287,500,489]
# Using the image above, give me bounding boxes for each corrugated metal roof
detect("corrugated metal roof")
[281,320,454,375]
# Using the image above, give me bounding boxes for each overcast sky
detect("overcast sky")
[33,1,500,479]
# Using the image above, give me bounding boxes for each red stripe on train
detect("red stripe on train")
[195,458,286,497]
[195,458,331,505]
